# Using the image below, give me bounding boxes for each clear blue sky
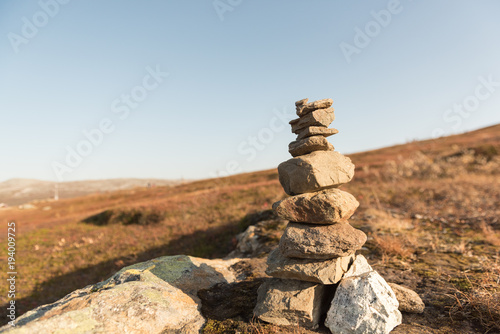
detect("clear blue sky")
[1,0,499,182]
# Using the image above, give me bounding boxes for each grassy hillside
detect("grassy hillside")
[1,124,499,332]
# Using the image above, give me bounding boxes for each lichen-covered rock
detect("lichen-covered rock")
[279,222,367,259]
[254,278,327,329]
[325,271,402,334]
[2,280,204,334]
[266,248,354,284]
[388,283,425,314]
[278,151,354,195]
[272,188,359,223]
[1,255,241,334]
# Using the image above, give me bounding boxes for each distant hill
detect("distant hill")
[0,178,186,206]
[349,123,500,170]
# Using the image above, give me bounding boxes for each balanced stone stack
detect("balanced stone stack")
[254,98,402,332]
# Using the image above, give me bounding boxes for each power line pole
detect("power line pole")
[54,183,59,201]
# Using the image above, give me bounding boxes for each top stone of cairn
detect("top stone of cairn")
[296,98,334,117]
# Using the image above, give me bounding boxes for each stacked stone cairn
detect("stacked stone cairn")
[254,98,403,333]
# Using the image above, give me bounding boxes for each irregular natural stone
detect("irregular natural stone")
[343,254,373,279]
[2,280,203,334]
[226,218,288,258]
[2,255,241,334]
[296,98,334,117]
[102,255,240,298]
[290,108,335,134]
[325,271,402,334]
[278,151,355,195]
[254,278,327,329]
[266,248,354,284]
[272,188,359,223]
[296,126,338,140]
[288,135,334,157]
[295,98,308,106]
[388,283,425,314]
[279,222,367,259]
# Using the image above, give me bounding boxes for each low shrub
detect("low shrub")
[82,207,164,226]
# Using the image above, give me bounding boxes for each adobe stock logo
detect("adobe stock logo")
[7,0,71,54]
[213,0,242,21]
[339,0,405,64]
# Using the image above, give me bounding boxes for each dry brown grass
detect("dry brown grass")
[449,267,500,333]
[380,147,500,181]
[372,234,416,259]
[361,208,414,232]
[203,318,312,334]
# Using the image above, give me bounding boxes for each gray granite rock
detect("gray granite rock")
[343,255,373,279]
[325,271,402,334]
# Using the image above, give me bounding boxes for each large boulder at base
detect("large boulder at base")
[325,271,402,334]
[388,283,425,314]
[1,255,241,334]
[278,151,355,195]
[273,188,359,223]
[266,248,354,284]
[279,222,367,259]
[253,278,327,329]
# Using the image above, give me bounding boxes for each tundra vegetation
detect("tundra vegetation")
[0,124,498,333]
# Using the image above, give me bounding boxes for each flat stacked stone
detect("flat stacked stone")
[289,136,333,157]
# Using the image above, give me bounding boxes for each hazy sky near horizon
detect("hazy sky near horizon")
[1,1,499,182]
